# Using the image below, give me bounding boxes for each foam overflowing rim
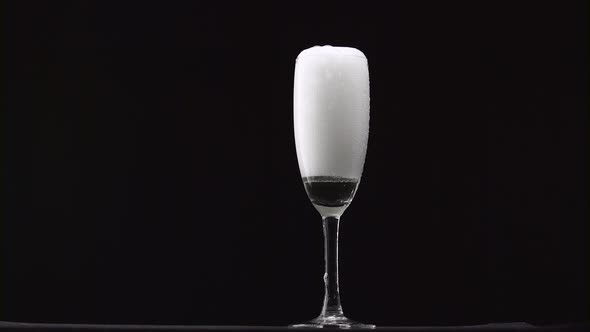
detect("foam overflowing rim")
[296,45,367,60]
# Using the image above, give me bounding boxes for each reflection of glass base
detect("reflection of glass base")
[289,314,375,329]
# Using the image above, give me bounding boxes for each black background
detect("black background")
[2,0,588,327]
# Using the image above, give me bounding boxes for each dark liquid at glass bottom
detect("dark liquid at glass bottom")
[302,176,359,207]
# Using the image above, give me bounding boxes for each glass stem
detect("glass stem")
[320,215,344,317]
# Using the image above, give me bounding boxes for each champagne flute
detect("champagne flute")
[291,46,374,329]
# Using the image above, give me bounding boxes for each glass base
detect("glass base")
[290,314,375,329]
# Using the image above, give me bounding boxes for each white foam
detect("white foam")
[294,46,370,179]
[297,45,366,59]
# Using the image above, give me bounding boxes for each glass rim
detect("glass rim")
[296,54,367,61]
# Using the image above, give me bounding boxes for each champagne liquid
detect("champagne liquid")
[303,176,359,207]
